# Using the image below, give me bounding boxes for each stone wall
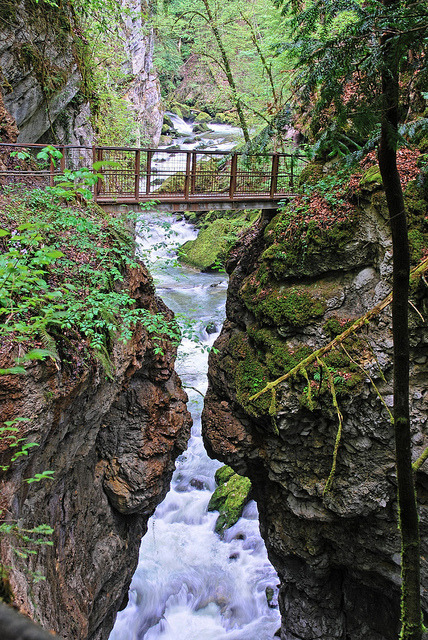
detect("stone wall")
[0,0,93,144]
[120,0,163,145]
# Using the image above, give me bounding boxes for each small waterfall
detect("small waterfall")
[166,112,193,135]
[109,214,280,640]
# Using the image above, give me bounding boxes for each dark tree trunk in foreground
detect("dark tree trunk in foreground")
[378,2,422,637]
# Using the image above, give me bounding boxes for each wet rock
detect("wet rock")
[207,465,252,534]
[0,1,93,144]
[205,322,218,334]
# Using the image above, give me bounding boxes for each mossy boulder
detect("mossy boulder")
[179,211,259,272]
[359,165,383,191]
[260,206,370,279]
[213,111,239,125]
[163,113,174,128]
[153,171,185,194]
[296,162,324,189]
[208,466,252,534]
[195,111,211,123]
[193,123,210,134]
[179,218,231,271]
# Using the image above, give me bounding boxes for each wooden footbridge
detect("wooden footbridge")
[1,143,306,212]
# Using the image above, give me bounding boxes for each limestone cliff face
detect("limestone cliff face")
[0,0,93,145]
[120,0,163,146]
[0,264,192,640]
[0,0,163,147]
[202,162,428,640]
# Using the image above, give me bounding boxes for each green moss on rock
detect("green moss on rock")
[229,332,271,416]
[179,211,259,272]
[409,229,426,263]
[260,206,362,279]
[296,162,324,189]
[208,466,252,534]
[247,325,312,378]
[240,278,326,328]
[360,165,383,190]
[404,179,428,264]
[214,465,235,485]
[179,218,231,271]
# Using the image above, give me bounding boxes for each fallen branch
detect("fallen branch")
[413,447,428,473]
[249,256,428,403]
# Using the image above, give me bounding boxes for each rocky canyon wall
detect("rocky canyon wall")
[0,0,92,145]
[202,156,428,640]
[120,0,163,146]
[0,0,163,146]
[0,261,192,640]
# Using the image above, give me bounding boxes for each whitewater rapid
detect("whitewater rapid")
[109,214,280,640]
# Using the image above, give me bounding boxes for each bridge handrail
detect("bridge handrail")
[0,142,307,159]
[1,142,307,202]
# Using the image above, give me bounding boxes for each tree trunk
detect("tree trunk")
[378,2,422,638]
[201,0,250,144]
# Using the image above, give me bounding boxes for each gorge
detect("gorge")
[1,0,428,639]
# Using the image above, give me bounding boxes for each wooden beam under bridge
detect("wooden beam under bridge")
[98,196,292,214]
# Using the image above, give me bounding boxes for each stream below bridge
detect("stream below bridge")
[109,116,281,640]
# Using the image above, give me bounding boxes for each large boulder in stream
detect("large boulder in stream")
[208,465,252,534]
[179,211,260,272]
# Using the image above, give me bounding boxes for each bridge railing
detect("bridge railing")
[0,143,307,202]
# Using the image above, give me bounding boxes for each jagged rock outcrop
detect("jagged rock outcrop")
[0,263,192,640]
[120,0,163,146]
[202,160,428,640]
[0,0,163,147]
[0,0,93,145]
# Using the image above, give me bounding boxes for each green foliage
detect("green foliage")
[0,185,179,370]
[153,0,295,142]
[275,0,428,155]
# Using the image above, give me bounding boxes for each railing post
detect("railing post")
[184,151,191,199]
[134,149,140,200]
[229,154,238,199]
[60,146,65,173]
[290,155,294,190]
[97,147,103,197]
[270,154,279,198]
[190,152,197,194]
[49,157,54,187]
[145,150,152,195]
[92,145,98,201]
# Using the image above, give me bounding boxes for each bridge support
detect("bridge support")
[98,199,288,214]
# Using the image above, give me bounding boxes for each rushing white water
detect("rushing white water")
[109,214,280,640]
[163,112,242,152]
[166,112,194,135]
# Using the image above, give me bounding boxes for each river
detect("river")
[109,116,281,640]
